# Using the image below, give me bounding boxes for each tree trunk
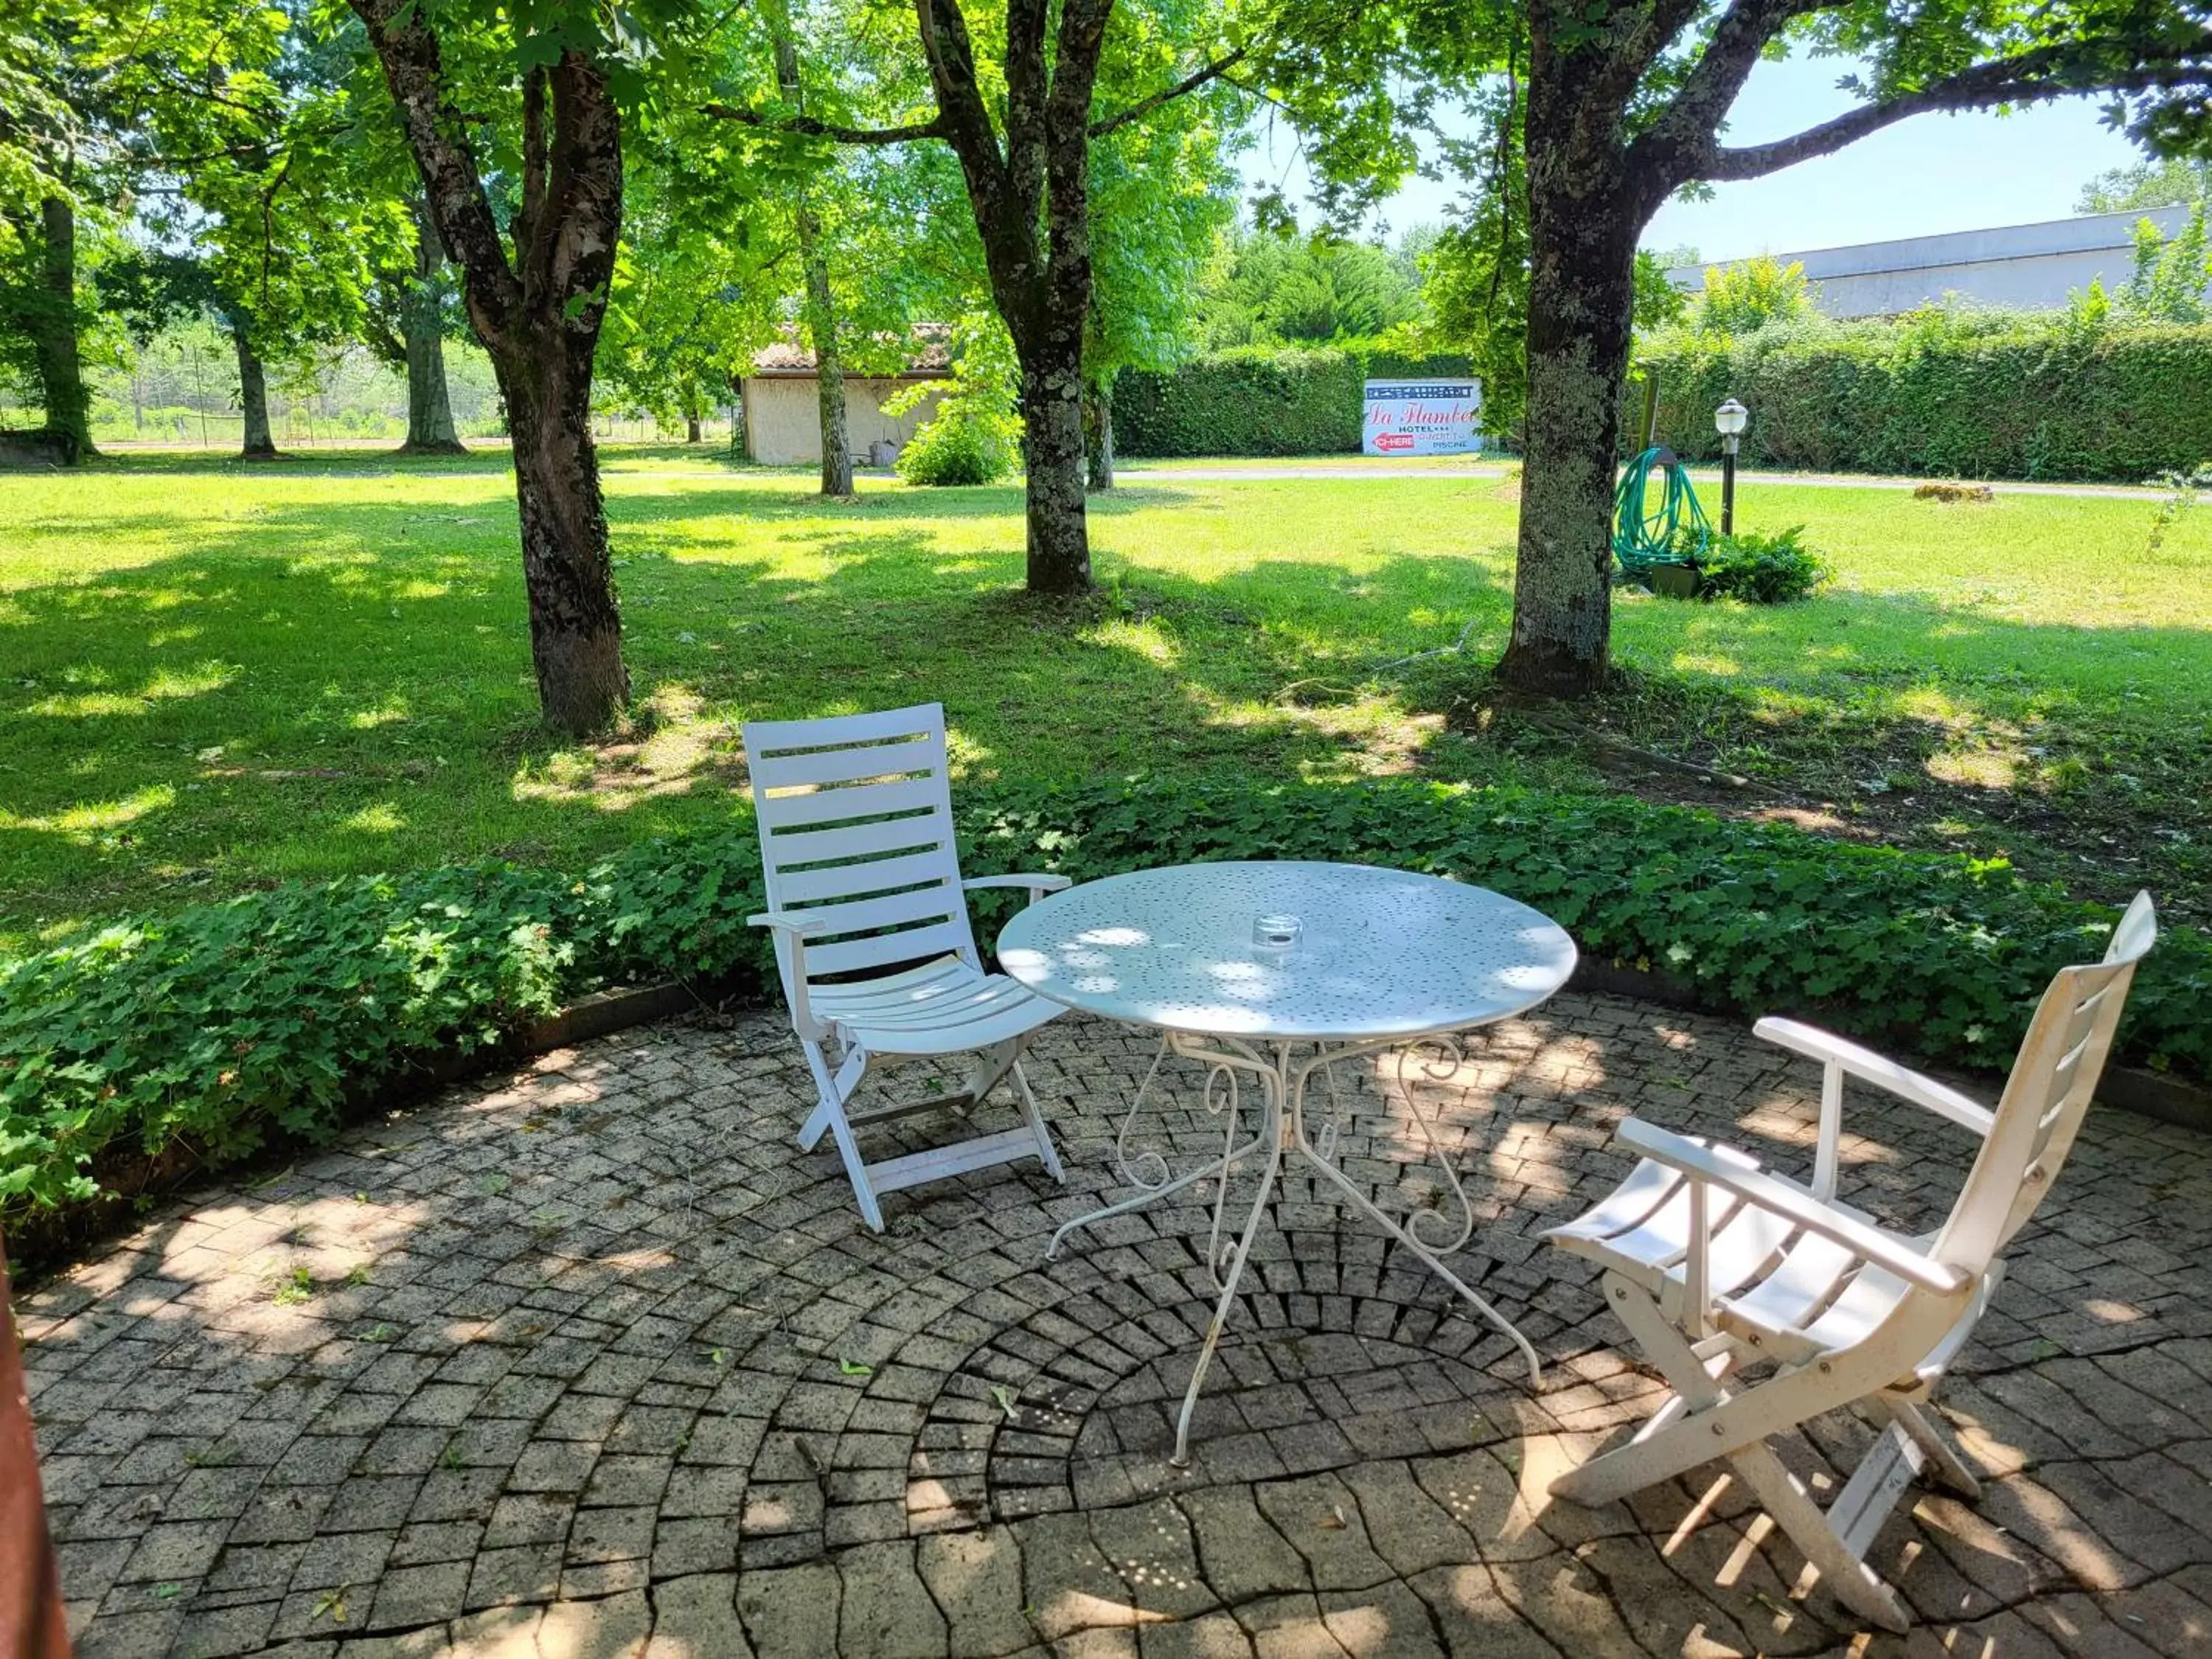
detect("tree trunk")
[351,0,630,737]
[1084,373,1114,492]
[495,327,630,733]
[400,206,466,454]
[29,196,94,461]
[1498,39,1644,698]
[685,407,701,444]
[768,4,853,496]
[909,0,1105,593]
[806,253,852,495]
[1021,350,1091,591]
[232,319,280,459]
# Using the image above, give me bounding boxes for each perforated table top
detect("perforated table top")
[995,860,1577,1041]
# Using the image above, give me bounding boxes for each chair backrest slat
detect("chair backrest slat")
[755,777,947,838]
[772,846,960,906]
[752,738,947,793]
[1933,892,2156,1273]
[743,703,979,987]
[804,920,976,979]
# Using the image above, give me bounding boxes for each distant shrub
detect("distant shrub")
[1913,481,1995,503]
[889,312,1020,485]
[896,414,1011,485]
[1698,526,1829,604]
[1691,255,1812,335]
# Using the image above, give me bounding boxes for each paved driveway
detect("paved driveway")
[20,993,2212,1658]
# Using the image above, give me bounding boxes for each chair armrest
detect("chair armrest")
[1754,1018,1995,1138]
[748,912,827,1037]
[747,910,830,935]
[961,874,1074,906]
[1615,1118,1972,1296]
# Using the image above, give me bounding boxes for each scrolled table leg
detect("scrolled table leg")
[1110,1038,1176,1193]
[1390,1036,1481,1256]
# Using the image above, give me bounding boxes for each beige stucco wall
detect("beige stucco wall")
[740,375,945,465]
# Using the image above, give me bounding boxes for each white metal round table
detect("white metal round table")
[996,860,1578,1464]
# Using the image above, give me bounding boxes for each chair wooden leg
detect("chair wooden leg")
[1550,1277,1916,1633]
[800,1048,867,1152]
[1883,1399,1980,1499]
[798,1044,883,1229]
[961,1040,1020,1108]
[1728,1441,1911,1633]
[827,1100,885,1231]
[1012,1057,1063,1181]
[1551,1272,1729,1506]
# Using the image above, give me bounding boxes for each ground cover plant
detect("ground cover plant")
[4,776,2205,1239]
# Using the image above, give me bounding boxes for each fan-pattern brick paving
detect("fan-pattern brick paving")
[19,992,2212,1658]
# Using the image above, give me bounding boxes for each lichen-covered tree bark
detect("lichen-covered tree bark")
[399,204,466,455]
[1498,27,1642,696]
[804,238,853,495]
[352,0,630,734]
[27,197,95,462]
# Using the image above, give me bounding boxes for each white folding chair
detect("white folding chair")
[742,703,1069,1229]
[1542,893,2157,1630]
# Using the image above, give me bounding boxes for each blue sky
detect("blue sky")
[1245,51,2153,260]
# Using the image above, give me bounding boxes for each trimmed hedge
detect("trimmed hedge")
[4,774,2206,1227]
[1635,318,2212,481]
[1116,345,1475,457]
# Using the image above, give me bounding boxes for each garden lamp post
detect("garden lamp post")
[1714,397,1748,535]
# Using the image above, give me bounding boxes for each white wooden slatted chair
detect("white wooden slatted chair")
[742,703,1069,1230]
[1541,893,2157,1631]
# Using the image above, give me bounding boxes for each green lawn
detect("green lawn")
[2,445,2206,949]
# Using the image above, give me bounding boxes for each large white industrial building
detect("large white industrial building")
[1668,205,2195,317]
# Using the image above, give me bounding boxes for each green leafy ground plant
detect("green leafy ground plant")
[2,775,2205,1233]
[1697,526,1830,604]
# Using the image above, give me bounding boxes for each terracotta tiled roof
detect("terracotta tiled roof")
[751,323,951,375]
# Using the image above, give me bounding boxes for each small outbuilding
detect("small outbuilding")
[737,331,949,466]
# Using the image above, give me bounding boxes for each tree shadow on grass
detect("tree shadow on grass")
[6,475,2207,931]
[0,496,1416,931]
[1406,597,2212,923]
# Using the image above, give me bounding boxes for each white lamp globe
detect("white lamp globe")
[1714,397,1749,437]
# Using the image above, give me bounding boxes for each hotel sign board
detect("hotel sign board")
[1362,378,1484,456]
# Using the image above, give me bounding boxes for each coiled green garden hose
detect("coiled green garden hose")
[1613,445,1711,582]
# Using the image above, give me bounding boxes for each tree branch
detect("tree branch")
[1088,47,1248,136]
[1588,0,1712,114]
[518,52,623,320]
[348,0,521,326]
[1004,0,1050,212]
[520,63,548,262]
[1628,0,1829,189]
[698,102,950,144]
[1703,49,2212,181]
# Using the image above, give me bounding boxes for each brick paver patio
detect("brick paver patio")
[19,991,2212,1658]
